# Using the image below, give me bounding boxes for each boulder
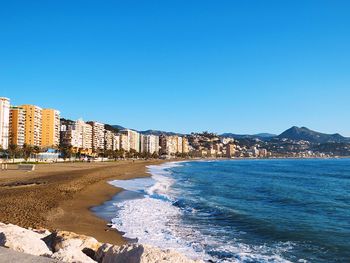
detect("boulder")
[51,247,97,263]
[52,230,102,253]
[101,243,202,263]
[0,223,52,257]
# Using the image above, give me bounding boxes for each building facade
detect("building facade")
[41,109,60,147]
[87,121,105,152]
[182,137,190,153]
[0,97,10,149]
[9,106,26,147]
[120,129,140,152]
[141,134,159,154]
[119,133,129,151]
[20,104,42,146]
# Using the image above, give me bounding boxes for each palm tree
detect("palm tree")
[8,144,18,163]
[22,144,34,161]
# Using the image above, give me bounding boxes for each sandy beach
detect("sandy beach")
[0,160,164,245]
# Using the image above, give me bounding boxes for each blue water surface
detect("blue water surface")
[167,159,350,262]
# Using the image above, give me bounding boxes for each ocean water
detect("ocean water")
[108,159,350,262]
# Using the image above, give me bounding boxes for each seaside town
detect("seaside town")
[1,96,350,164]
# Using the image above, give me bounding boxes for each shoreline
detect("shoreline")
[0,160,166,246]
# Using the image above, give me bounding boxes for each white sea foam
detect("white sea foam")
[109,161,295,263]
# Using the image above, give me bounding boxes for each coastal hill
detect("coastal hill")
[278,126,350,144]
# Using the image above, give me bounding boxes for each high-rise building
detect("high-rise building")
[60,119,93,154]
[182,137,190,153]
[120,129,140,152]
[87,121,105,152]
[41,109,60,147]
[9,106,26,147]
[159,135,179,155]
[21,104,42,146]
[141,134,159,154]
[119,133,129,151]
[0,97,10,150]
[104,130,120,151]
[177,136,183,154]
[226,144,236,158]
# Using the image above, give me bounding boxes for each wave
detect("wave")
[109,161,296,263]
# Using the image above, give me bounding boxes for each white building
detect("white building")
[87,121,105,151]
[119,133,129,151]
[120,129,140,152]
[0,97,10,149]
[141,134,159,154]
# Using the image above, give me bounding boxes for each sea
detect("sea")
[94,159,350,262]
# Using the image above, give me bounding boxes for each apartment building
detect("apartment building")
[141,134,159,154]
[182,137,190,153]
[104,130,120,151]
[0,97,10,149]
[159,135,179,155]
[87,121,105,152]
[177,136,183,154]
[20,104,42,146]
[120,129,140,152]
[9,106,26,147]
[60,119,93,154]
[41,109,60,147]
[226,143,237,158]
[119,133,129,151]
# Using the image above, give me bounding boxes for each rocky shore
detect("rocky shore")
[0,222,202,263]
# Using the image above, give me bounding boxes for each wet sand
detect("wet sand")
[0,160,164,245]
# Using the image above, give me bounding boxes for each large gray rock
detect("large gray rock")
[101,243,202,263]
[0,223,52,257]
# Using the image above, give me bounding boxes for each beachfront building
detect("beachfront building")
[140,134,159,154]
[0,97,10,150]
[87,121,105,152]
[41,109,60,147]
[182,137,190,153]
[60,119,93,154]
[159,135,181,156]
[119,133,129,151]
[104,130,120,151]
[120,129,140,152]
[226,143,237,158]
[177,136,183,154]
[20,104,42,147]
[9,106,26,147]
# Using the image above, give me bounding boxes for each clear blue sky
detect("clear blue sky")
[1,0,350,135]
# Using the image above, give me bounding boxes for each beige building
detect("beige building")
[140,134,159,154]
[87,121,105,152]
[60,119,93,154]
[160,135,181,156]
[41,109,60,147]
[182,137,189,153]
[105,130,120,151]
[20,104,42,146]
[0,97,10,149]
[9,106,26,147]
[121,129,140,152]
[119,133,129,151]
[177,136,183,154]
[75,119,93,151]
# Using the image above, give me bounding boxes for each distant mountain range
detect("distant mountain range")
[277,126,350,144]
[111,125,183,136]
[112,124,349,144]
[220,133,277,140]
